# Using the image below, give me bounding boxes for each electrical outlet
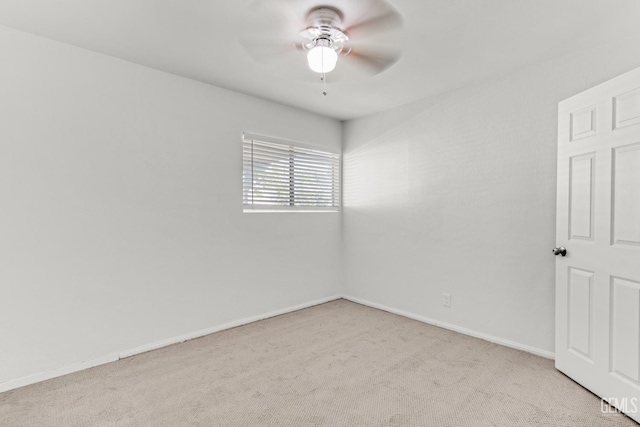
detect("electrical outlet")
[443,293,451,308]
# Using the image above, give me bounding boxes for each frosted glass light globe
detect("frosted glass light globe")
[307,46,338,73]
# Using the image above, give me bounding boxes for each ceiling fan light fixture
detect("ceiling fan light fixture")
[307,45,337,74]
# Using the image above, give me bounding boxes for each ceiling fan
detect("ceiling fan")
[240,0,403,94]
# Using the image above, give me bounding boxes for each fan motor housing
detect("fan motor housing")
[306,6,343,29]
[300,6,349,53]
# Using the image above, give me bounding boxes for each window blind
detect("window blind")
[243,134,340,211]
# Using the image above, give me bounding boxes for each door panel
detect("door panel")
[569,153,596,240]
[613,88,640,130]
[570,105,598,140]
[568,267,593,360]
[612,143,640,246]
[610,276,640,384]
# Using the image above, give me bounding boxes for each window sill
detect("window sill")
[243,209,339,213]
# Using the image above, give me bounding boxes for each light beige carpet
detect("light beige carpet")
[0,299,636,426]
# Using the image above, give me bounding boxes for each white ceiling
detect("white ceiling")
[1,0,639,120]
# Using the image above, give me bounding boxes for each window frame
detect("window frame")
[242,132,341,213]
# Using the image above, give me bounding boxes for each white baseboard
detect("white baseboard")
[119,294,341,358]
[0,294,342,394]
[0,353,121,394]
[0,293,553,394]
[342,294,555,360]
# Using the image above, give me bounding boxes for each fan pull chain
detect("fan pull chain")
[321,46,327,96]
[322,73,327,96]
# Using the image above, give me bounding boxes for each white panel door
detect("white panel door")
[556,66,640,422]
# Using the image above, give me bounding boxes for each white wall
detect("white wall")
[0,26,341,385]
[342,35,640,354]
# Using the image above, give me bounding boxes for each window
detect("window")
[242,133,340,212]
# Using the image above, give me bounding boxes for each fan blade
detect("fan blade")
[240,0,309,63]
[240,37,304,62]
[344,4,403,38]
[342,47,401,74]
[246,0,301,29]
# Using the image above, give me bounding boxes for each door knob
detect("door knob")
[552,247,567,257]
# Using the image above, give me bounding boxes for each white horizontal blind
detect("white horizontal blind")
[243,134,340,211]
